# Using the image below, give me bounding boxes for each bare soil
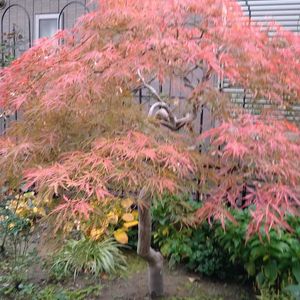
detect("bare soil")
[98,254,255,300]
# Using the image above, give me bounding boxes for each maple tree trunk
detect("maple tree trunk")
[137,204,164,298]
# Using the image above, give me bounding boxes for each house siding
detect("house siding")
[227,1,300,122]
[238,0,300,32]
[0,0,93,134]
[1,0,91,56]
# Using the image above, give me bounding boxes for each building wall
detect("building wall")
[0,0,94,134]
[1,0,93,57]
[238,0,300,33]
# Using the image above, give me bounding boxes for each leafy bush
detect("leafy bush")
[50,237,126,281]
[152,194,232,278]
[257,288,294,300]
[152,194,197,268]
[186,222,235,278]
[0,211,31,258]
[152,194,200,228]
[0,192,36,258]
[215,209,300,295]
[152,194,300,298]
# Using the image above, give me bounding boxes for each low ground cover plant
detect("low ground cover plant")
[50,238,127,281]
[0,250,38,299]
[33,285,102,300]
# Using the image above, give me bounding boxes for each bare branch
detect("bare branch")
[138,69,198,131]
[148,102,176,126]
[137,69,163,102]
[0,111,9,120]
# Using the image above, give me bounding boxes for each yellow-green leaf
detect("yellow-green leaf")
[107,212,118,224]
[122,213,134,222]
[123,220,138,229]
[162,227,169,236]
[90,228,104,240]
[121,198,133,210]
[132,210,138,220]
[114,229,128,244]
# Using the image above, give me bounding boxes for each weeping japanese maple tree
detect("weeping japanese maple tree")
[1,0,300,297]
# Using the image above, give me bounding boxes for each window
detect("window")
[35,14,63,40]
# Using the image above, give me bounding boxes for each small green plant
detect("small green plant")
[0,44,15,67]
[33,285,102,300]
[152,194,200,229]
[0,189,42,259]
[0,252,37,299]
[152,194,198,268]
[257,288,294,300]
[0,197,32,259]
[50,237,127,281]
[186,222,234,278]
[0,26,26,67]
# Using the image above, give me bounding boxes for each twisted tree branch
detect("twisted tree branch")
[138,69,197,131]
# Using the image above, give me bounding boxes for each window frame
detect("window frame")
[34,13,63,41]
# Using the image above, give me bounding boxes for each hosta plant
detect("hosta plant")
[215,209,300,293]
[47,196,138,244]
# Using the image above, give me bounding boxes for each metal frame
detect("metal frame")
[1,4,31,67]
[0,1,90,135]
[58,1,90,30]
[245,0,251,21]
[1,4,32,133]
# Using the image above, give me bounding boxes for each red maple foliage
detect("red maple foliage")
[23,132,195,201]
[196,114,300,238]
[0,0,299,235]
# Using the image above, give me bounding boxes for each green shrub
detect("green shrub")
[152,193,300,298]
[152,194,232,278]
[187,222,234,278]
[0,195,32,258]
[152,194,200,228]
[127,225,138,250]
[283,284,300,300]
[215,209,300,296]
[152,194,198,268]
[50,237,126,281]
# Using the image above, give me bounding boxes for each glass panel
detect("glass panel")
[39,18,58,39]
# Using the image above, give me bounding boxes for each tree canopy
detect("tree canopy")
[0,0,300,238]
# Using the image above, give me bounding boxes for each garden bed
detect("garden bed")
[0,245,255,300]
